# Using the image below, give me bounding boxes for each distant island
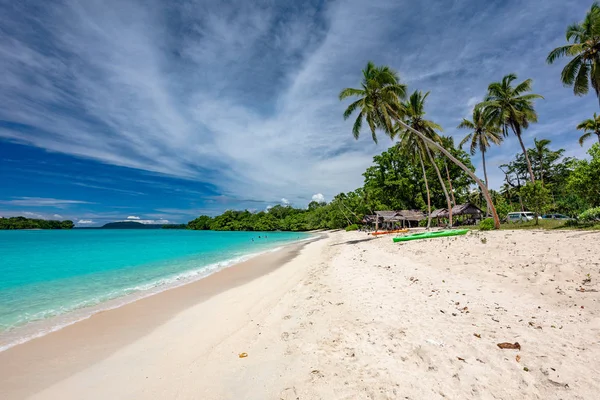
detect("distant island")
[0,216,74,230]
[101,221,187,229]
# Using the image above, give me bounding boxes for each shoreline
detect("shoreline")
[0,234,317,352]
[0,234,323,399]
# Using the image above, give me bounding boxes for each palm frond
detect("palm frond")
[343,98,362,119]
[339,87,364,100]
[560,55,583,86]
[547,45,575,64]
[457,119,475,130]
[579,131,593,146]
[574,61,590,95]
[352,112,363,140]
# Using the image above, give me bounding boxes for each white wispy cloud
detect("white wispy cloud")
[0,0,596,201]
[0,197,91,207]
[127,216,140,220]
[77,219,94,224]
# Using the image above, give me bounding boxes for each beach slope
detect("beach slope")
[2,230,600,399]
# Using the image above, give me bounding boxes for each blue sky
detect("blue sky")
[0,0,597,226]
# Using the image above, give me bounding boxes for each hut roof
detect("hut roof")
[397,209,426,221]
[372,210,426,222]
[430,209,447,218]
[375,210,399,219]
[439,203,483,217]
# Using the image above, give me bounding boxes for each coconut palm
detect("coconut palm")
[339,61,407,143]
[340,62,501,229]
[528,138,565,185]
[458,106,503,188]
[481,74,543,183]
[396,127,433,228]
[547,3,600,104]
[439,136,457,207]
[576,113,600,145]
[397,91,453,227]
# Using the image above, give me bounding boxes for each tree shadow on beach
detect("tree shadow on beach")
[331,237,378,246]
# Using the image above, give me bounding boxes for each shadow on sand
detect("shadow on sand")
[330,236,378,246]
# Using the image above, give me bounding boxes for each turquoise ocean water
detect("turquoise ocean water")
[0,229,310,350]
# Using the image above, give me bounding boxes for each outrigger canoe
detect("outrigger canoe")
[393,229,468,242]
[371,229,409,236]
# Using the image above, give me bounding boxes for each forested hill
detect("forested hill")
[101,221,187,229]
[0,216,74,230]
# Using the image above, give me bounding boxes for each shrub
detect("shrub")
[479,218,495,231]
[345,224,359,231]
[564,219,580,227]
[579,207,600,222]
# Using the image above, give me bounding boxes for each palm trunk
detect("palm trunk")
[515,131,535,183]
[426,146,452,227]
[444,161,456,206]
[482,149,490,217]
[396,119,500,229]
[418,150,432,229]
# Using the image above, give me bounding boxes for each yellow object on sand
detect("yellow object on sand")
[238,352,248,358]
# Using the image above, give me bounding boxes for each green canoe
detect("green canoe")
[393,229,469,242]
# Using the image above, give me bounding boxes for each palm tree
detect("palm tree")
[547,3,600,104]
[458,106,503,189]
[396,128,433,228]
[439,136,457,207]
[340,62,501,229]
[576,113,600,145]
[528,138,565,185]
[481,74,543,183]
[398,91,453,227]
[339,61,407,143]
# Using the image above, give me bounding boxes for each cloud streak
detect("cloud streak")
[0,197,92,207]
[0,0,597,210]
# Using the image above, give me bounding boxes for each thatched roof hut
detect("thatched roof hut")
[430,209,447,219]
[439,203,483,218]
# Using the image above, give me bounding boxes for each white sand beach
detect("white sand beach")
[2,229,600,399]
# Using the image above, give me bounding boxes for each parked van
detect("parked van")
[506,211,536,223]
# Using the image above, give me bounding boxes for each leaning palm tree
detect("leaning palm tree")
[481,74,543,183]
[396,127,432,228]
[339,61,407,143]
[458,106,503,188]
[576,113,600,145]
[547,2,600,104]
[439,136,457,207]
[399,91,453,227]
[340,62,501,229]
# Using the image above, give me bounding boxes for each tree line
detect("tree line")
[0,216,74,230]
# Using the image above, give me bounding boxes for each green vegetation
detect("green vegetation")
[345,224,360,232]
[579,207,600,222]
[547,2,600,102]
[479,218,495,231]
[576,113,600,145]
[189,7,600,233]
[520,182,552,225]
[0,216,74,230]
[481,74,543,183]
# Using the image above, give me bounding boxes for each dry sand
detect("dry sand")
[2,229,600,399]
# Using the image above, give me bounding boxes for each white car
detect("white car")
[506,211,536,223]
